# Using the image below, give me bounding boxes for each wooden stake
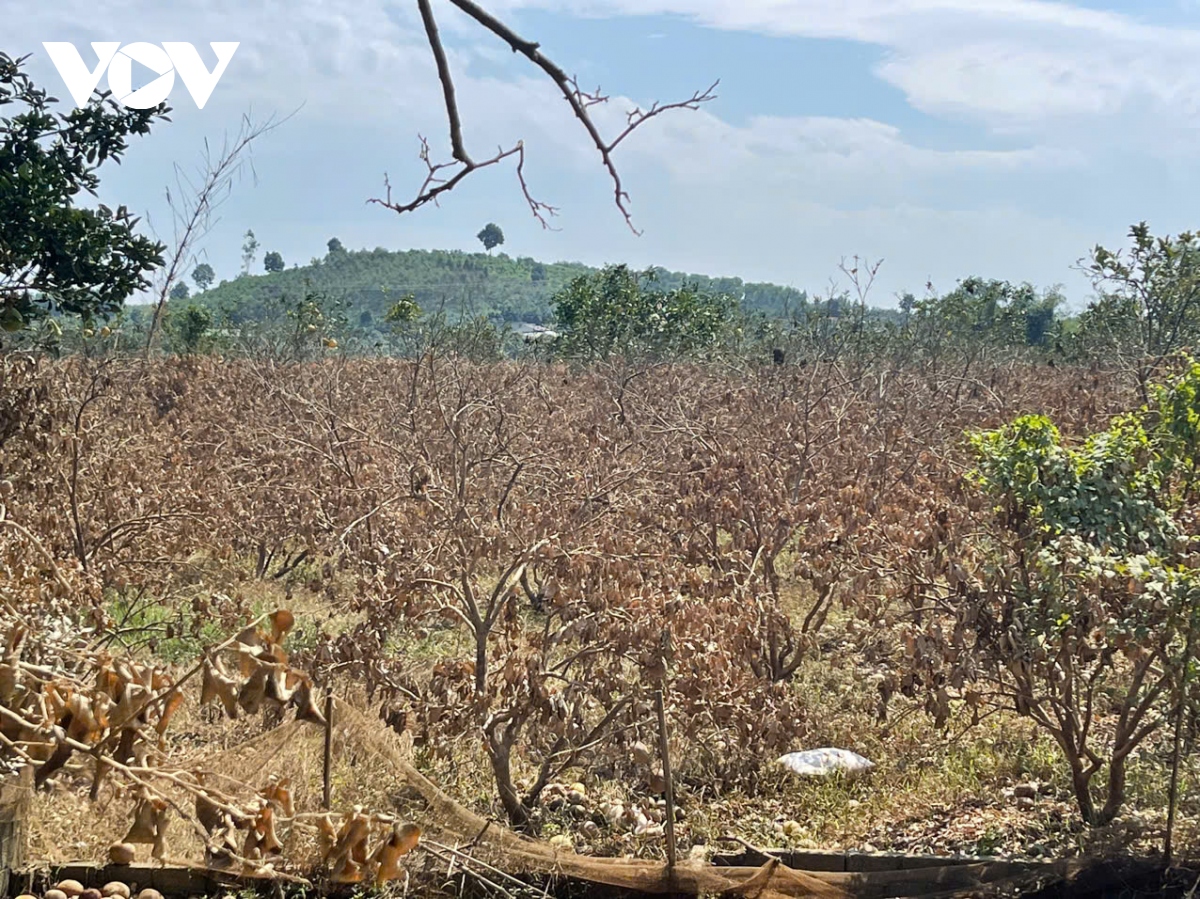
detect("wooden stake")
[1165,617,1196,863]
[655,687,677,875]
[322,692,334,810]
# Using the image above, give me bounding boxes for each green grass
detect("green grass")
[104,589,226,665]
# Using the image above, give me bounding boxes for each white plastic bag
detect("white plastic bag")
[777,748,874,779]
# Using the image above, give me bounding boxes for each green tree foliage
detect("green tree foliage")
[191,247,804,333]
[240,229,259,276]
[907,277,1062,353]
[192,263,215,292]
[263,251,285,273]
[643,266,807,318]
[327,237,344,255]
[530,263,546,283]
[477,223,504,253]
[551,264,737,362]
[420,313,513,362]
[363,292,493,356]
[1075,223,1200,396]
[0,51,168,333]
[954,361,1200,824]
[197,247,584,326]
[169,303,212,354]
[384,293,421,328]
[209,287,349,361]
[169,282,190,301]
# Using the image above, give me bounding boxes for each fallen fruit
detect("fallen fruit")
[108,842,136,864]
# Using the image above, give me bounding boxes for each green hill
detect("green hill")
[191,246,809,327]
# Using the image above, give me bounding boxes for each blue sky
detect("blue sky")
[7,0,1200,308]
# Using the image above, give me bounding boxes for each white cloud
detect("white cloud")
[14,0,1183,161]
[491,0,1200,147]
[2,0,1193,306]
[610,110,1076,176]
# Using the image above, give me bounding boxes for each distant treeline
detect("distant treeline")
[179,245,813,326]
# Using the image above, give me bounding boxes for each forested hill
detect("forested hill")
[191,245,810,324]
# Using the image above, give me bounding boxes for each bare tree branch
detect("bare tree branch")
[143,111,291,353]
[368,0,718,233]
[417,0,470,165]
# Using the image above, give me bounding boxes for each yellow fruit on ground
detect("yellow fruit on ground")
[108,842,136,864]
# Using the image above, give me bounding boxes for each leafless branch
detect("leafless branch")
[143,110,291,353]
[371,138,557,227]
[368,0,718,233]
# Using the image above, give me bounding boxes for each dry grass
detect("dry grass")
[20,547,1200,870]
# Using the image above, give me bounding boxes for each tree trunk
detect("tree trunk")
[485,729,532,829]
[1067,755,1125,827]
[474,630,488,695]
[1067,757,1098,826]
[1096,755,1127,826]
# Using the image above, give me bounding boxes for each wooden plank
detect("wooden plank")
[712,848,1013,874]
[814,859,1075,899]
[532,858,1070,899]
[845,853,986,873]
[713,849,846,871]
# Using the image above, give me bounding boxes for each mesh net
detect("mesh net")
[179,700,846,899]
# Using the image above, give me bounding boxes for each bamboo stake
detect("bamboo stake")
[323,692,334,810]
[655,687,677,876]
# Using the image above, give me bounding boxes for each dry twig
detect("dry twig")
[369,0,717,233]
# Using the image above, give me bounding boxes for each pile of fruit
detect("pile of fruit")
[16,878,161,899]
